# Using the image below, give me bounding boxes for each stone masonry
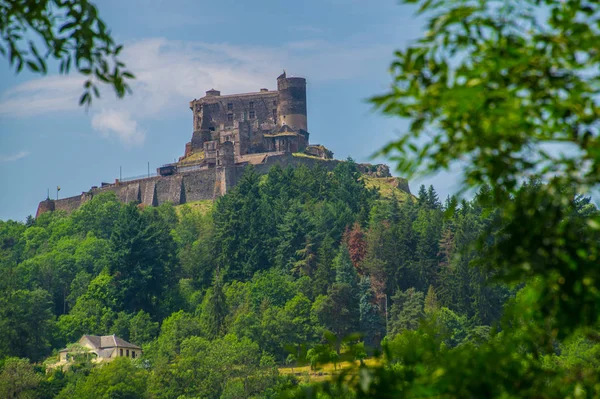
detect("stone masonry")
[36,72,407,217]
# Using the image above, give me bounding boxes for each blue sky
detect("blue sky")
[0,0,458,221]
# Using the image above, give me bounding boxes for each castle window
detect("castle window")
[249,111,255,119]
[227,103,233,110]
[273,110,277,120]
[273,100,277,106]
[249,101,254,109]
[227,114,233,122]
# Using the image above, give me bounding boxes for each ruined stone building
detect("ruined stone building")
[36,72,402,217]
[176,71,331,172]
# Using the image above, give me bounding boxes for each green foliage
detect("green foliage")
[1,1,135,107]
[148,334,279,399]
[0,357,43,399]
[312,282,359,353]
[110,203,176,313]
[199,275,228,339]
[388,288,425,336]
[0,158,540,397]
[286,0,600,397]
[0,289,56,362]
[66,357,147,399]
[359,277,385,350]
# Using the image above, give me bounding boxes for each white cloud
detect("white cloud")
[91,109,145,147]
[0,151,30,162]
[0,36,396,146]
[0,75,82,117]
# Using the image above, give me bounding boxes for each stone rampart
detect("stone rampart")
[36,156,407,216]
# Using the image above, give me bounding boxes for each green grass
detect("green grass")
[178,150,205,166]
[176,200,213,216]
[362,176,414,202]
[278,357,381,383]
[292,152,323,160]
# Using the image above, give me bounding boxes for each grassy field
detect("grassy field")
[362,176,414,203]
[175,200,213,216]
[278,358,381,383]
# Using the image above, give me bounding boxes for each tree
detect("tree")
[289,0,600,397]
[57,271,119,343]
[285,354,297,373]
[388,288,424,337]
[1,0,134,106]
[334,244,358,290]
[343,222,367,273]
[0,357,43,399]
[67,357,147,399]
[312,283,359,354]
[200,275,228,340]
[358,276,385,350]
[146,310,201,362]
[292,235,316,277]
[110,203,176,313]
[0,289,56,362]
[128,310,159,346]
[148,334,276,399]
[424,285,439,315]
[213,167,271,280]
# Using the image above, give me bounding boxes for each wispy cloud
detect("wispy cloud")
[1,151,30,162]
[92,109,145,147]
[0,36,396,147]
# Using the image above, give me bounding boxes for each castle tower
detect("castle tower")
[216,141,235,167]
[277,71,307,131]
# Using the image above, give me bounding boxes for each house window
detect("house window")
[249,101,254,109]
[249,111,255,119]
[132,351,136,359]
[120,349,123,356]
[227,113,233,122]
[126,349,129,357]
[227,103,233,110]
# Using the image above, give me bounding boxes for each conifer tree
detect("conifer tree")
[334,244,358,291]
[359,277,385,349]
[388,288,425,337]
[424,285,439,315]
[344,222,367,274]
[202,273,228,340]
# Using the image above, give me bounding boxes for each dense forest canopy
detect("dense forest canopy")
[0,161,516,398]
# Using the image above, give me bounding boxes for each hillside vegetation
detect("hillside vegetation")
[0,160,519,398]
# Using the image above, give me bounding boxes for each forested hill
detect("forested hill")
[0,160,510,398]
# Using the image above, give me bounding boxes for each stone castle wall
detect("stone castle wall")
[37,154,408,216]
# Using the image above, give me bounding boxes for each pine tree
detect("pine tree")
[334,244,358,291]
[292,235,316,277]
[313,235,336,296]
[202,273,228,340]
[426,185,441,210]
[424,285,439,314]
[343,222,367,274]
[359,277,385,350]
[388,288,425,337]
[417,185,428,207]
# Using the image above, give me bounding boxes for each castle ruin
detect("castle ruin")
[36,72,401,217]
